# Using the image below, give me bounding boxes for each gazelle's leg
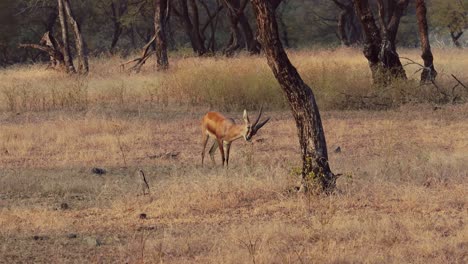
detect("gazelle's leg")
[209,140,218,164]
[201,134,209,166]
[217,138,225,166]
[224,142,231,168]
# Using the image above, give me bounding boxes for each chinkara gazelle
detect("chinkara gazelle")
[201,107,270,167]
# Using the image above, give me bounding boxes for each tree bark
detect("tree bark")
[223,0,260,55]
[378,0,408,81]
[333,0,362,46]
[109,1,128,53]
[353,0,407,85]
[175,0,206,55]
[352,0,381,82]
[57,0,75,73]
[154,0,169,70]
[415,0,436,84]
[63,0,89,74]
[250,0,336,193]
[19,32,65,71]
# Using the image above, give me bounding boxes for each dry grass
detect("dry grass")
[0,48,466,113]
[0,48,467,263]
[1,104,467,263]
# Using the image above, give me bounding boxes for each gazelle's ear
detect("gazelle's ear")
[243,109,250,124]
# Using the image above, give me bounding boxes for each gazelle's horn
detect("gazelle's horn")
[253,105,264,127]
[254,117,270,131]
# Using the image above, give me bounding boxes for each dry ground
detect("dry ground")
[1,104,467,263]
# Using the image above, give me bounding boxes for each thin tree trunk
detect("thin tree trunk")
[352,0,381,82]
[251,0,336,193]
[379,0,407,81]
[353,0,407,85]
[338,9,349,46]
[57,0,75,73]
[415,0,436,84]
[109,1,127,53]
[334,0,362,46]
[238,13,260,53]
[45,9,58,34]
[223,0,244,55]
[63,0,89,74]
[176,0,206,55]
[154,0,169,70]
[188,0,206,55]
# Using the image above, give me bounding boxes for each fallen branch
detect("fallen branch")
[120,35,157,73]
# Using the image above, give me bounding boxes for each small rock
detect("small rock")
[137,226,156,232]
[334,147,341,153]
[60,202,69,210]
[139,213,147,219]
[33,235,49,241]
[84,236,102,247]
[67,233,78,239]
[91,167,106,175]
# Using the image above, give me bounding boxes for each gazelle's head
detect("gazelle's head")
[242,106,270,141]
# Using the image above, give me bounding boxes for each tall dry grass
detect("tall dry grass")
[0,48,466,113]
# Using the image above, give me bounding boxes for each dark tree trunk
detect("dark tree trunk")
[154,0,169,70]
[57,0,75,73]
[198,0,223,53]
[353,0,407,85]
[223,1,244,56]
[109,1,128,53]
[188,0,206,54]
[415,0,436,84]
[251,0,336,193]
[63,0,89,74]
[352,0,381,82]
[378,0,408,82]
[238,12,260,53]
[44,9,58,34]
[175,0,206,55]
[338,9,350,46]
[223,0,260,55]
[333,0,362,46]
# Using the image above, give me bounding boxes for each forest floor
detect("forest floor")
[0,48,467,263]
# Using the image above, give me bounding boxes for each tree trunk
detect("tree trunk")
[353,0,407,85]
[44,9,58,34]
[238,13,260,54]
[57,0,75,73]
[109,1,128,53]
[154,0,169,70]
[352,0,381,82]
[223,0,260,55]
[333,0,362,46]
[187,0,206,55]
[176,0,206,55]
[63,0,89,74]
[415,0,436,84]
[378,0,408,82]
[223,2,244,56]
[250,0,336,193]
[338,9,350,46]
